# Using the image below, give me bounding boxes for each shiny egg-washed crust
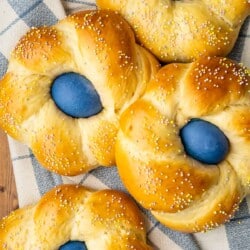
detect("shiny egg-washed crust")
[0,10,159,176]
[97,0,250,62]
[116,56,250,232]
[0,184,152,250]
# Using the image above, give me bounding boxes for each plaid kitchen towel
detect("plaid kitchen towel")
[0,1,250,249]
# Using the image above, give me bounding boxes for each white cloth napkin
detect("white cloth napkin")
[0,1,250,249]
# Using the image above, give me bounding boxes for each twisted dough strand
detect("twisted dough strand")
[97,0,250,62]
[0,185,152,249]
[116,56,250,232]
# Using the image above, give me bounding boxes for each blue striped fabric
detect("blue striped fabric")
[228,18,250,62]
[7,0,58,27]
[225,199,250,249]
[0,52,7,76]
[64,0,96,7]
[10,0,58,27]
[1,1,57,38]
[30,151,63,196]
[226,217,250,250]
[0,1,250,249]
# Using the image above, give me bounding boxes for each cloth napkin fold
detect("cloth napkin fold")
[0,1,250,249]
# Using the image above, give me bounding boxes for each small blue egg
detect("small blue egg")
[180,119,229,164]
[51,72,102,118]
[59,241,87,250]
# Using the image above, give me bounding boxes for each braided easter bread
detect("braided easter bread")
[97,0,250,62]
[116,56,250,232]
[0,10,159,176]
[0,184,152,249]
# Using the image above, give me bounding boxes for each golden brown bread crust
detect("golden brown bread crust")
[0,10,159,176]
[97,0,250,62]
[0,184,152,249]
[116,56,250,232]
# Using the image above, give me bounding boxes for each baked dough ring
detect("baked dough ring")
[0,184,152,249]
[0,10,159,176]
[116,56,250,232]
[97,0,250,62]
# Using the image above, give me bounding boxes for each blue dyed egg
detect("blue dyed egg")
[59,241,87,250]
[180,119,229,164]
[51,72,102,118]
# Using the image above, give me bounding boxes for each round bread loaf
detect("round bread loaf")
[97,0,250,62]
[0,10,159,176]
[0,184,152,249]
[116,56,250,232]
